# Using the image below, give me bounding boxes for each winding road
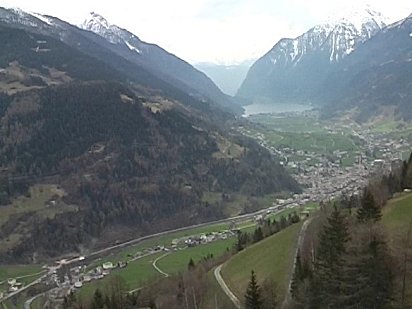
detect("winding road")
[24,293,43,309]
[152,252,171,278]
[213,217,313,309]
[1,202,295,306]
[214,264,242,309]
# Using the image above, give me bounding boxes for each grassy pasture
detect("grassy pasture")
[221,222,302,301]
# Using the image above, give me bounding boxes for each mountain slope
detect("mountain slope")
[237,7,386,103]
[195,60,253,96]
[79,12,236,112]
[0,24,299,262]
[319,14,412,121]
[0,7,240,115]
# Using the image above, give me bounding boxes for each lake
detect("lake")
[243,102,312,117]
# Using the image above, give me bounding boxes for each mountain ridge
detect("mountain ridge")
[0,7,241,114]
[237,7,387,103]
[0,19,299,261]
[78,11,238,113]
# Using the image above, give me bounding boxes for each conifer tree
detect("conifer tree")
[309,206,350,308]
[253,227,264,243]
[355,236,394,308]
[245,270,263,309]
[236,231,249,251]
[357,188,382,222]
[291,249,313,307]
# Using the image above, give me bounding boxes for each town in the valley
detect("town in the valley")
[2,113,411,307]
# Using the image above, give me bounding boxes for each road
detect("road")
[84,205,284,261]
[281,218,313,309]
[214,264,242,309]
[0,270,46,286]
[0,203,293,305]
[213,218,313,309]
[1,273,48,303]
[152,252,171,277]
[24,293,43,309]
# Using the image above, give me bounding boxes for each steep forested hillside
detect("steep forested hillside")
[0,25,299,262]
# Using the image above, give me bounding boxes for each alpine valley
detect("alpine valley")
[2,4,412,309]
[0,7,299,262]
[238,7,412,121]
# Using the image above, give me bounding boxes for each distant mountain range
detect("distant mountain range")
[0,7,298,261]
[195,60,254,96]
[79,12,240,112]
[238,8,412,121]
[0,8,240,114]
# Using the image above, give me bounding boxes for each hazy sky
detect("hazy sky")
[1,0,412,64]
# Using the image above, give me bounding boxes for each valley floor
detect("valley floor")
[2,112,412,308]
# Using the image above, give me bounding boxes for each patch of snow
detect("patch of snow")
[80,12,110,32]
[1,7,40,28]
[290,39,299,62]
[279,41,287,48]
[29,12,52,25]
[346,47,355,55]
[125,41,141,54]
[410,32,412,37]
[8,7,26,17]
[330,33,336,62]
[324,4,387,31]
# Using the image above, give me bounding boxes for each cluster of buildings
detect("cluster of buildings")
[179,230,234,247]
[1,278,23,295]
[7,120,410,306]
[237,119,411,206]
[31,227,238,306]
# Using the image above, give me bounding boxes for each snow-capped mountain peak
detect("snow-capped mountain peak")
[325,5,387,31]
[81,12,110,32]
[237,6,393,102]
[0,6,54,29]
[79,12,143,53]
[265,6,387,66]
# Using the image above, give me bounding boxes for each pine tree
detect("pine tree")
[288,212,300,224]
[245,270,263,309]
[355,237,394,308]
[236,231,249,251]
[341,234,394,309]
[308,206,350,308]
[253,227,264,243]
[357,188,382,223]
[271,218,280,234]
